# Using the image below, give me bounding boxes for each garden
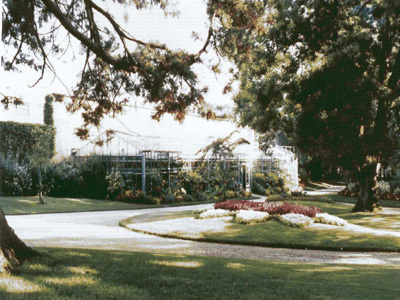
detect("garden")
[122,193,400,252]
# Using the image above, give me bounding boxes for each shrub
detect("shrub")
[393,187,400,201]
[47,156,108,199]
[278,213,313,228]
[251,172,287,196]
[242,191,253,198]
[106,170,125,199]
[0,156,32,195]
[235,210,270,224]
[338,182,360,198]
[115,189,148,204]
[375,181,391,200]
[225,190,238,199]
[267,194,293,202]
[290,187,307,197]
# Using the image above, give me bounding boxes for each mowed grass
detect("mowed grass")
[124,195,400,252]
[0,195,258,215]
[327,193,400,208]
[0,196,147,215]
[1,248,400,300]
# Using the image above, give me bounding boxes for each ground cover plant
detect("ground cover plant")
[215,200,321,217]
[1,248,400,299]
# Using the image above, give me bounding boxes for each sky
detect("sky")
[0,0,258,157]
[1,0,234,106]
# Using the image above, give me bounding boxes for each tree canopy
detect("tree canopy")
[221,0,400,211]
[4,0,400,211]
[2,0,255,137]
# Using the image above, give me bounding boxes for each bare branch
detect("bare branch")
[41,0,130,70]
[10,32,24,68]
[85,0,168,50]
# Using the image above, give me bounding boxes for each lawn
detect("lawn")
[0,196,147,215]
[327,193,400,208]
[0,247,399,299]
[123,195,400,252]
[0,195,258,215]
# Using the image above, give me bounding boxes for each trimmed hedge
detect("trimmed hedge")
[0,121,55,162]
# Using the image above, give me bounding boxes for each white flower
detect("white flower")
[278,213,313,228]
[314,213,347,226]
[199,209,235,219]
[235,210,270,224]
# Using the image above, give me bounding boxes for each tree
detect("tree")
[0,209,38,273]
[2,0,266,272]
[2,0,214,139]
[44,95,56,156]
[217,0,400,212]
[29,127,55,204]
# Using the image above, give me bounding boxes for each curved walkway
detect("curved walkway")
[6,197,400,266]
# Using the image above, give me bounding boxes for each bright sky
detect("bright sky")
[1,0,234,106]
[0,1,255,157]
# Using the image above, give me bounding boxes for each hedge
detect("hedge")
[0,121,55,162]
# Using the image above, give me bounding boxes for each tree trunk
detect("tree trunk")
[0,209,38,273]
[38,166,44,205]
[352,165,381,212]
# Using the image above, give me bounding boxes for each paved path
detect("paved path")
[306,184,345,196]
[6,197,400,266]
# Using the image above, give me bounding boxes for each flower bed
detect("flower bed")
[199,209,236,219]
[214,200,321,217]
[277,213,313,228]
[235,210,270,224]
[314,213,347,226]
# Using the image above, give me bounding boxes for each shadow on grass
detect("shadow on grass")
[201,218,400,252]
[1,248,400,299]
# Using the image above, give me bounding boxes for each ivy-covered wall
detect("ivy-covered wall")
[0,121,55,162]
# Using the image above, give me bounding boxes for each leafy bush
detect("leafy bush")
[47,156,108,199]
[115,189,157,204]
[375,180,391,200]
[338,182,360,197]
[0,155,32,195]
[106,170,125,199]
[251,172,287,196]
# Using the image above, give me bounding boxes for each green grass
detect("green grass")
[123,195,400,252]
[0,196,148,215]
[304,181,333,191]
[326,193,400,208]
[0,195,258,215]
[1,247,400,299]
